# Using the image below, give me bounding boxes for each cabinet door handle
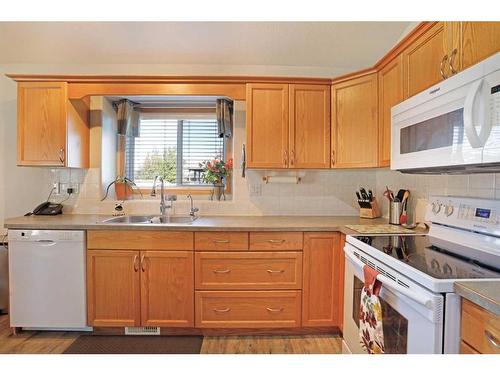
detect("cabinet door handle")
[133,255,139,272]
[213,307,231,313]
[449,48,458,75]
[212,269,231,274]
[440,54,449,79]
[266,307,284,312]
[268,239,285,244]
[485,330,500,349]
[284,150,288,167]
[331,150,336,166]
[212,239,230,244]
[140,254,146,272]
[266,269,285,274]
[59,148,65,164]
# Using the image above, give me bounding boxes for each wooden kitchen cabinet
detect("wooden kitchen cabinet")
[331,72,378,168]
[86,250,141,327]
[246,83,289,168]
[461,22,500,70]
[289,84,331,168]
[302,232,341,327]
[17,81,89,167]
[378,55,404,167]
[141,251,194,327]
[403,22,450,98]
[460,299,500,354]
[246,83,330,169]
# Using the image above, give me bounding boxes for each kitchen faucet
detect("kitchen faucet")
[151,176,176,216]
[187,193,199,218]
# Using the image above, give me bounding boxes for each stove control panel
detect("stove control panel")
[426,196,500,236]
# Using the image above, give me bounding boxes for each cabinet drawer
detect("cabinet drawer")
[461,299,500,354]
[195,290,301,328]
[195,252,302,290]
[87,230,194,250]
[249,232,303,251]
[195,232,248,251]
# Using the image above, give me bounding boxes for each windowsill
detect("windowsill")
[135,186,222,196]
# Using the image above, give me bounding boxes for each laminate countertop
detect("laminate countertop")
[4,214,407,233]
[455,281,500,316]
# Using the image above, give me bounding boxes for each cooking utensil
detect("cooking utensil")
[400,191,410,224]
[383,186,394,202]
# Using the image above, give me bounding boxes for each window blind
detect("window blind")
[124,116,224,186]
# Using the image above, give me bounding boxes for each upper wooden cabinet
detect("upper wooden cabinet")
[289,84,331,168]
[17,82,89,168]
[331,72,378,168]
[378,55,404,167]
[461,22,500,70]
[246,83,331,169]
[246,83,289,169]
[403,22,450,98]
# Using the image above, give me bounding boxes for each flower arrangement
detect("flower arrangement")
[200,158,233,185]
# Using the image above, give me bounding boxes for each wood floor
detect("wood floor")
[0,314,342,354]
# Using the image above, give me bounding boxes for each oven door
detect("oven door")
[391,65,492,172]
[343,243,444,354]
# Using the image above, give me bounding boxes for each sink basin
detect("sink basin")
[101,215,197,225]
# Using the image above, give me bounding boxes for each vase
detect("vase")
[211,182,225,201]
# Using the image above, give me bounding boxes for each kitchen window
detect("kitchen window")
[122,113,226,190]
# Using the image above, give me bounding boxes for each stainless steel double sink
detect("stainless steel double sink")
[101,215,197,225]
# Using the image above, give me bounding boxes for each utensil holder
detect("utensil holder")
[359,198,382,219]
[389,201,403,225]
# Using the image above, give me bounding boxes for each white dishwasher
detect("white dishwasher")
[8,230,89,330]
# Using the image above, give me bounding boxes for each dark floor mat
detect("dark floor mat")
[63,335,203,354]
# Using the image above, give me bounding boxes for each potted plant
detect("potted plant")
[114,176,134,200]
[200,158,233,201]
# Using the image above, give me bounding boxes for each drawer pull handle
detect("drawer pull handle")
[266,269,285,274]
[268,239,285,244]
[213,240,230,244]
[266,307,284,313]
[213,308,231,313]
[213,269,231,274]
[485,330,500,349]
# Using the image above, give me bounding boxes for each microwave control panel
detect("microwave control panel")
[491,83,500,127]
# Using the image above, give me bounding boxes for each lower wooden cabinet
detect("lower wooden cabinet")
[461,299,500,354]
[86,250,141,327]
[195,290,302,328]
[140,251,194,327]
[87,249,194,328]
[302,232,341,327]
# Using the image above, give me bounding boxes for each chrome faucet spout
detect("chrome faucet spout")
[187,193,199,218]
[151,176,168,216]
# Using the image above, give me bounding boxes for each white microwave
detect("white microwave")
[391,52,500,174]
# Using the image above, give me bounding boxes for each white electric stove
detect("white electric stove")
[343,196,500,354]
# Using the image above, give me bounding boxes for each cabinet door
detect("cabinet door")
[403,22,450,98]
[246,83,289,168]
[141,251,194,327]
[378,55,404,167]
[289,84,331,168]
[461,22,500,70]
[331,73,378,168]
[302,232,341,327]
[17,82,67,166]
[87,250,141,327]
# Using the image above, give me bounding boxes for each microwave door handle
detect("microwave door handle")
[344,247,434,309]
[463,78,492,148]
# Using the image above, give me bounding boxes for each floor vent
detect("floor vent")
[125,327,161,335]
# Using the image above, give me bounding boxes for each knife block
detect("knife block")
[359,198,382,219]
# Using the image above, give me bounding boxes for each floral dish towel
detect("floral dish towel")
[359,265,385,354]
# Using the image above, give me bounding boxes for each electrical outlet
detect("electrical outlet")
[249,184,262,196]
[52,182,61,195]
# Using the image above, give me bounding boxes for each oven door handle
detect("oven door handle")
[345,248,434,309]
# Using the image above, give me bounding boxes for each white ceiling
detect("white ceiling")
[0,22,413,72]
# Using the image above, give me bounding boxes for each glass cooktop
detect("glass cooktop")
[352,235,500,280]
